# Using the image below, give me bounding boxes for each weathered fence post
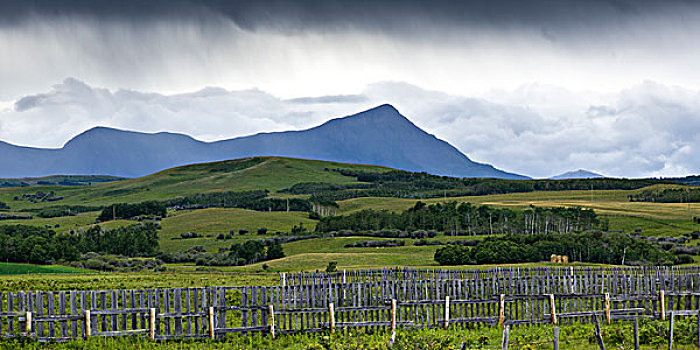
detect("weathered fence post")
[549,294,557,324]
[659,290,666,321]
[85,310,91,338]
[553,326,559,350]
[499,294,505,327]
[25,311,32,337]
[668,312,674,350]
[501,325,510,350]
[633,318,639,350]
[697,310,700,349]
[593,316,606,350]
[604,293,611,324]
[208,306,215,339]
[268,305,276,339]
[444,296,450,329]
[391,299,397,332]
[281,273,286,287]
[148,308,155,340]
[329,303,335,333]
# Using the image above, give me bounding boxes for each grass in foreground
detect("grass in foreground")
[1,320,697,349]
[0,271,278,292]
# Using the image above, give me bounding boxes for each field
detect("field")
[0,263,87,275]
[2,157,700,272]
[0,157,389,210]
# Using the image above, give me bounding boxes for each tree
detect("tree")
[266,242,285,260]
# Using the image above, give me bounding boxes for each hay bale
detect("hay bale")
[562,255,569,264]
[550,254,557,263]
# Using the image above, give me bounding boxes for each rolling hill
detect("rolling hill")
[0,104,526,179]
[0,157,389,209]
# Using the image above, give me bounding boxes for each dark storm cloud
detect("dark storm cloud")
[0,0,694,34]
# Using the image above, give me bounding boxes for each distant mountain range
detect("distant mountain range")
[550,169,605,179]
[0,104,527,179]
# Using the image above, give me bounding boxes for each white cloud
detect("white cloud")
[2,78,700,178]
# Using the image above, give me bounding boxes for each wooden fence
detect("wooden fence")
[281,267,700,293]
[1,282,699,341]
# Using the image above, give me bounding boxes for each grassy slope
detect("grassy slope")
[1,157,699,273]
[0,157,389,210]
[0,263,87,275]
[159,208,316,252]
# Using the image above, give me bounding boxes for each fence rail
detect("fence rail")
[281,266,700,293]
[1,282,699,341]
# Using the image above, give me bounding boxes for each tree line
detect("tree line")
[434,231,681,266]
[0,224,159,264]
[314,201,598,235]
[281,168,671,202]
[97,201,167,221]
[158,239,284,267]
[165,190,312,212]
[628,188,700,203]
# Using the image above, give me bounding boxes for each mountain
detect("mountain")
[550,169,605,180]
[0,104,527,179]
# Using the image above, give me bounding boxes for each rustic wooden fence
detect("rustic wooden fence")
[1,283,699,341]
[281,267,700,294]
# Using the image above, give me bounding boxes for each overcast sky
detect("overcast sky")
[2,0,700,178]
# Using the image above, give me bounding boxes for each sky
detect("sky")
[1,0,700,178]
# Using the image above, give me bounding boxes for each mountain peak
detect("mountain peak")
[551,169,604,179]
[0,104,527,179]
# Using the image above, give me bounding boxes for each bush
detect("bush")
[257,227,268,235]
[97,201,166,222]
[326,261,338,273]
[344,240,405,248]
[180,232,201,239]
[434,232,677,266]
[434,245,471,265]
[675,254,695,264]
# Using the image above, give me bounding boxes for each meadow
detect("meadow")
[1,156,699,274]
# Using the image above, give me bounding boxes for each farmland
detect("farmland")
[0,157,699,273]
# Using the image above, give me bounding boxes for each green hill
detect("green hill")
[0,157,390,211]
[1,156,699,272]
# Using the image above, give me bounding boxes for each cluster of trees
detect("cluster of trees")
[282,169,669,202]
[0,201,9,210]
[0,214,32,220]
[0,223,159,265]
[327,229,438,239]
[26,205,102,218]
[159,240,285,266]
[72,252,165,272]
[434,232,681,266]
[629,188,700,203]
[315,201,598,235]
[165,190,312,212]
[344,240,405,248]
[16,190,63,203]
[0,225,81,263]
[97,201,166,222]
[76,224,160,257]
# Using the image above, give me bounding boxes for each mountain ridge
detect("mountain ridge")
[0,104,528,179]
[550,169,605,179]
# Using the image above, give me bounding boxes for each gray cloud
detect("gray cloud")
[0,1,693,32]
[2,79,700,178]
[2,0,700,103]
[286,95,367,104]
